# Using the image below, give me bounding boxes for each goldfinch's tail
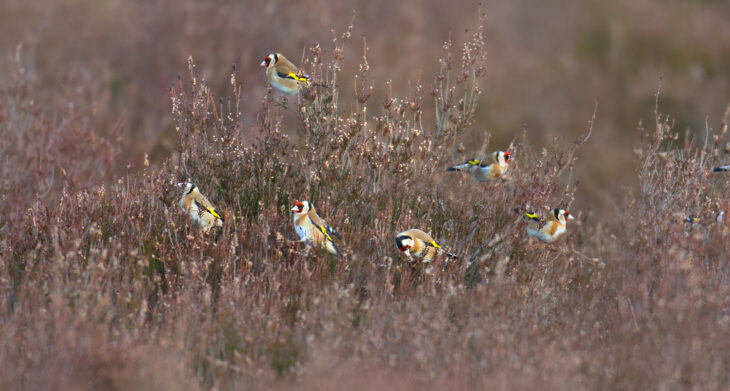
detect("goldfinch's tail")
[325,240,339,256]
[713,165,730,172]
[441,249,459,259]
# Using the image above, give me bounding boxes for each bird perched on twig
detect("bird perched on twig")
[678,210,727,233]
[394,229,458,263]
[178,182,224,233]
[446,150,510,182]
[291,200,341,256]
[520,208,574,243]
[260,53,310,95]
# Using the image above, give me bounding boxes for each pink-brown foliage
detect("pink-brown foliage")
[0,2,729,390]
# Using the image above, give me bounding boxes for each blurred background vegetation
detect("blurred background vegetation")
[2,0,729,211]
[1,1,729,390]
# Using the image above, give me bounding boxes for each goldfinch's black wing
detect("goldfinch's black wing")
[425,240,441,249]
[425,239,458,259]
[194,200,224,221]
[325,224,342,240]
[442,251,459,259]
[447,160,478,171]
[524,212,542,223]
[276,70,309,82]
[309,217,337,242]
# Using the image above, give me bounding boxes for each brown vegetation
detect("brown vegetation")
[1,1,729,390]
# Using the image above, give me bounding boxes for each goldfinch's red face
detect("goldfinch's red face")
[503,151,510,163]
[394,235,414,252]
[260,54,275,68]
[291,201,308,214]
[178,182,195,195]
[554,209,574,223]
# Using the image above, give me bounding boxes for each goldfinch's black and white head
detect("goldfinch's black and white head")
[291,200,311,215]
[497,150,510,165]
[499,151,510,164]
[552,208,574,224]
[394,235,415,254]
[178,182,195,195]
[260,53,277,69]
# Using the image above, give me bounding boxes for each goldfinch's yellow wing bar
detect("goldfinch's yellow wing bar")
[207,207,222,220]
[277,71,308,82]
[195,200,222,220]
[317,222,333,242]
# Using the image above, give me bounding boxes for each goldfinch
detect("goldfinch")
[260,53,309,95]
[713,164,730,172]
[522,208,574,243]
[394,229,458,263]
[446,151,510,182]
[291,200,341,255]
[178,182,224,232]
[682,215,701,225]
[680,211,727,229]
[717,211,729,234]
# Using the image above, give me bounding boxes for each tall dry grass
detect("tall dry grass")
[1,2,729,391]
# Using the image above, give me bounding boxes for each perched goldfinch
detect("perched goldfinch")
[260,53,309,95]
[394,229,458,263]
[522,208,574,243]
[446,151,511,182]
[713,164,730,172]
[291,200,341,255]
[178,182,224,232]
[682,215,701,225]
[680,211,727,229]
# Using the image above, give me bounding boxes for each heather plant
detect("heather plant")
[0,10,729,391]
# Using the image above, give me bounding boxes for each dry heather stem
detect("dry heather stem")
[1,13,729,391]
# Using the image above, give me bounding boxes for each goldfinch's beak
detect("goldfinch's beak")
[260,60,267,67]
[566,211,575,220]
[177,182,185,188]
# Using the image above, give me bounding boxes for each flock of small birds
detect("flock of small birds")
[177,52,730,267]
